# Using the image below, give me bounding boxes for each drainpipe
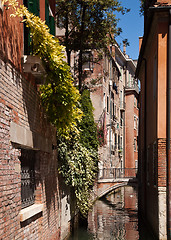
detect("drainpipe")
[109,45,112,167]
[123,64,127,170]
[167,9,171,239]
[142,58,147,219]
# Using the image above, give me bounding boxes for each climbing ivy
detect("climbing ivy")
[58,90,98,216]
[4,0,82,137]
[5,0,99,216]
[78,89,98,151]
[58,135,98,216]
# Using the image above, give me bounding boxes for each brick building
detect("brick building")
[82,43,139,176]
[88,46,122,170]
[115,44,139,173]
[136,0,171,238]
[0,1,76,239]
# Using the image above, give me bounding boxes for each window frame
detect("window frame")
[21,149,36,209]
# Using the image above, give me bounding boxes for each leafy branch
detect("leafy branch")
[4,0,82,137]
[5,0,99,216]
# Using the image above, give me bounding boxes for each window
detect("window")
[120,90,123,102]
[120,67,123,81]
[134,138,137,152]
[135,160,138,169]
[134,96,137,107]
[107,96,109,113]
[21,149,36,209]
[45,0,55,35]
[82,51,93,71]
[24,0,40,55]
[24,0,55,54]
[120,136,123,149]
[120,112,123,127]
[103,93,106,109]
[118,135,120,150]
[134,116,137,129]
[115,133,117,150]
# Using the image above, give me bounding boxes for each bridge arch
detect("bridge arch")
[97,179,137,199]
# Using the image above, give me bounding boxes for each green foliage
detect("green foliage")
[58,135,98,217]
[6,0,99,216]
[5,0,82,136]
[56,0,130,90]
[140,0,145,15]
[58,90,99,216]
[78,89,98,150]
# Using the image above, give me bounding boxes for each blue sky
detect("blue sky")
[115,0,144,60]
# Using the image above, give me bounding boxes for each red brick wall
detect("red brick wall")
[0,1,23,70]
[0,56,63,239]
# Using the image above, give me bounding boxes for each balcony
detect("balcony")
[125,80,139,94]
[22,55,46,84]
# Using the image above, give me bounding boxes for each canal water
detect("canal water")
[69,186,155,240]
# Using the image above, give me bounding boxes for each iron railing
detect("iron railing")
[98,168,138,180]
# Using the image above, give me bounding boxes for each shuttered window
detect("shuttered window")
[45,0,55,36]
[24,0,39,55]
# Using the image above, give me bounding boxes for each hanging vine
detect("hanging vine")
[4,0,99,216]
[3,0,82,137]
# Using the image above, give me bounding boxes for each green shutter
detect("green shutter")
[24,0,39,54]
[49,16,55,36]
[45,0,50,27]
[45,0,55,36]
[28,0,39,16]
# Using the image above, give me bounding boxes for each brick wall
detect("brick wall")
[0,56,75,239]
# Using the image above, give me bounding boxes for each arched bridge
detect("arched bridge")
[97,168,138,198]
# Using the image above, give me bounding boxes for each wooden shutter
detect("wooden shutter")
[24,0,39,54]
[28,0,39,16]
[45,0,55,36]
[49,16,55,35]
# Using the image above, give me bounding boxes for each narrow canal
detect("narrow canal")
[69,186,155,240]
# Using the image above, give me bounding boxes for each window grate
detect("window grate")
[21,149,35,209]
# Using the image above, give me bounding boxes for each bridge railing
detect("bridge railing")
[98,168,138,180]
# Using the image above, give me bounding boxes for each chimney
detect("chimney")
[139,37,143,53]
[123,42,126,54]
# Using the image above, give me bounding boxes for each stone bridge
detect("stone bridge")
[96,168,138,198]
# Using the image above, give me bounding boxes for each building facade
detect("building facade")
[89,46,122,170]
[115,45,139,173]
[82,44,139,177]
[0,1,76,239]
[136,0,171,239]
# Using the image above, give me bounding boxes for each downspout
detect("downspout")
[123,64,127,170]
[167,8,171,239]
[109,45,112,167]
[143,58,147,219]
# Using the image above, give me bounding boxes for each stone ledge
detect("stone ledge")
[10,122,52,153]
[19,204,43,222]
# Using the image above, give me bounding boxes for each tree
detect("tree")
[140,0,145,15]
[56,0,129,92]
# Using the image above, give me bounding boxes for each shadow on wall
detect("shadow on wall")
[0,8,23,70]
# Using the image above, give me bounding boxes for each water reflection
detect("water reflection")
[69,186,154,239]
[88,186,139,240]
